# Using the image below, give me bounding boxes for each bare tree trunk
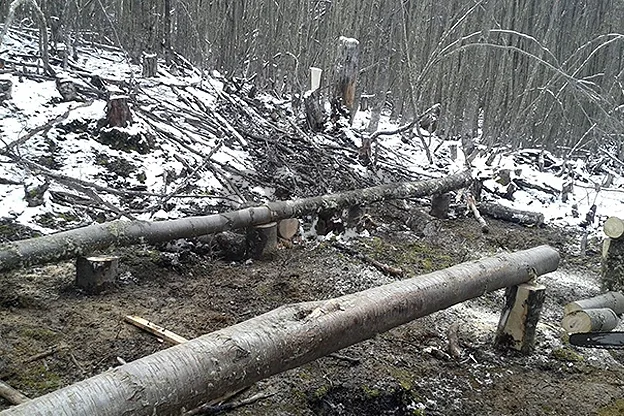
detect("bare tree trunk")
[0,246,559,416]
[0,171,472,272]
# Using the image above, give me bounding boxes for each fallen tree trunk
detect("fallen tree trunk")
[0,171,472,272]
[564,291,624,316]
[479,201,544,226]
[0,245,559,416]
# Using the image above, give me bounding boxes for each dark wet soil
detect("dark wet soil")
[0,203,622,415]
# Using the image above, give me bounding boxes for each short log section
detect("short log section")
[561,308,620,333]
[246,222,278,259]
[564,291,624,316]
[75,255,119,294]
[494,282,546,353]
[602,217,624,291]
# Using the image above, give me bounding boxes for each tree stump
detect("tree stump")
[105,95,133,127]
[602,217,624,291]
[304,89,325,131]
[333,36,359,120]
[246,222,278,260]
[430,193,451,219]
[142,53,158,78]
[0,79,12,101]
[561,308,620,333]
[494,282,546,353]
[55,77,78,101]
[76,255,119,294]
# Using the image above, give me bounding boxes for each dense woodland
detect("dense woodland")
[2,0,624,155]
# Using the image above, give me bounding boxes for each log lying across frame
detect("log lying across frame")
[0,245,559,416]
[0,171,472,272]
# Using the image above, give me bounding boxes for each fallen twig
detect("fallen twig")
[333,242,404,277]
[184,392,275,416]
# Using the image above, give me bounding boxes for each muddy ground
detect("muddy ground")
[1,202,623,415]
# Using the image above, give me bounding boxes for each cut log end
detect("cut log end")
[564,292,624,316]
[277,218,300,241]
[561,308,620,333]
[604,217,624,240]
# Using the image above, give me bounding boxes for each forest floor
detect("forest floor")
[1,203,623,416]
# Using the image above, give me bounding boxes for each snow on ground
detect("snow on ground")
[1,26,623,239]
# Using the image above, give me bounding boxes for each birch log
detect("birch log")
[0,171,472,272]
[564,292,624,316]
[0,245,559,416]
[561,308,620,333]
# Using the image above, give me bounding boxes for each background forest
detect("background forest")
[3,0,624,156]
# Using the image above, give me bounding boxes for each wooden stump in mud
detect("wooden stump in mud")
[142,53,158,78]
[602,217,624,291]
[76,255,119,294]
[56,77,78,101]
[430,193,451,219]
[494,282,546,353]
[247,222,278,259]
[0,79,12,101]
[304,89,325,131]
[105,95,133,127]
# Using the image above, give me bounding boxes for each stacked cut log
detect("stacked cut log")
[561,291,624,333]
[602,216,624,292]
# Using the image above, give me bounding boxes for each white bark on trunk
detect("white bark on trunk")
[0,171,472,272]
[0,245,559,416]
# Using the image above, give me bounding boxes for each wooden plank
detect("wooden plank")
[124,316,188,345]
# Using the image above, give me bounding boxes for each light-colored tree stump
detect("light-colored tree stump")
[494,282,546,353]
[561,308,620,333]
[246,222,278,259]
[564,291,624,316]
[75,255,119,294]
[142,52,158,78]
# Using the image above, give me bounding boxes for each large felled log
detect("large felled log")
[561,308,620,333]
[0,246,559,416]
[479,202,544,226]
[0,171,472,272]
[564,291,624,316]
